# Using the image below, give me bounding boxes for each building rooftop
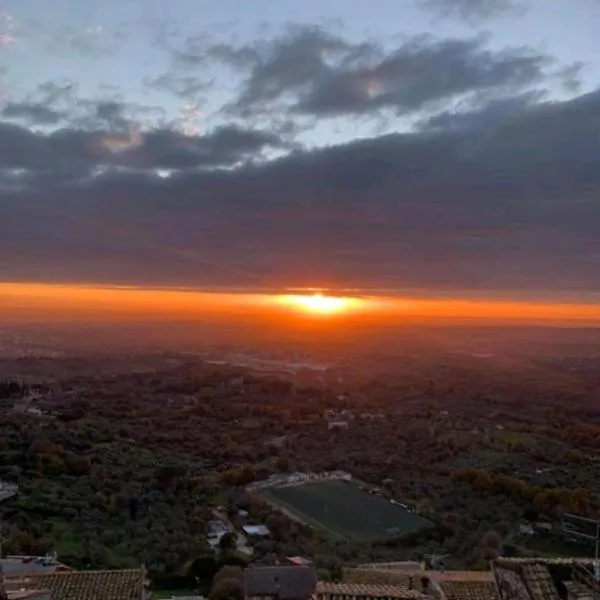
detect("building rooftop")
[316,582,425,599]
[356,562,425,572]
[286,556,313,566]
[436,580,499,600]
[7,591,50,600]
[343,569,493,590]
[244,565,317,600]
[5,568,147,600]
[0,481,19,503]
[343,569,429,590]
[242,525,271,537]
[492,557,600,600]
[429,572,494,583]
[2,556,71,576]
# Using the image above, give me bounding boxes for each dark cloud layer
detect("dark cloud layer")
[0,24,598,295]
[2,83,600,293]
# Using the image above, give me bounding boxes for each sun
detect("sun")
[276,293,355,315]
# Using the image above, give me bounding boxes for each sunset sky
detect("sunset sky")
[1,0,600,315]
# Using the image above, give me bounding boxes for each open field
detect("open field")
[262,479,433,542]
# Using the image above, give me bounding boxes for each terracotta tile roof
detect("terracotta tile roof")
[8,591,50,600]
[436,580,499,600]
[492,557,600,600]
[344,569,493,588]
[519,564,560,600]
[356,562,425,572]
[286,556,313,566]
[494,557,596,567]
[5,568,147,600]
[429,573,494,583]
[343,568,429,589]
[316,582,426,599]
[2,557,70,576]
[244,565,317,600]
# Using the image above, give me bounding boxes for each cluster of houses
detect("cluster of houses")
[2,547,598,600]
[247,471,352,491]
[197,555,600,600]
[207,511,271,557]
[0,554,150,600]
[518,521,554,538]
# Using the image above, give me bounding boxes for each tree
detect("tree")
[154,463,186,487]
[188,556,217,583]
[218,532,237,553]
[210,565,244,600]
[213,565,244,586]
[265,514,286,541]
[479,530,503,560]
[209,578,244,600]
[64,453,91,476]
[275,456,290,472]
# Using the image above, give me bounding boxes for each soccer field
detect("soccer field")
[263,479,433,542]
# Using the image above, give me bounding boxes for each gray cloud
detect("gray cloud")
[1,80,77,126]
[43,23,131,59]
[2,102,65,125]
[417,0,528,23]
[145,72,211,99]
[2,82,169,131]
[0,120,284,178]
[1,87,600,293]
[417,90,545,132]
[206,27,574,121]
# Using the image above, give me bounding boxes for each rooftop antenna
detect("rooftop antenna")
[424,553,450,570]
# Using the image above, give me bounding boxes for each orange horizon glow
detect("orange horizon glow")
[275,293,364,316]
[2,282,600,325]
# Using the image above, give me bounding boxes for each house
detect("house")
[244,565,317,600]
[434,576,497,600]
[492,557,600,600]
[1,556,72,576]
[534,522,553,533]
[4,568,149,600]
[327,421,349,431]
[356,562,425,572]
[207,520,232,549]
[343,568,495,599]
[242,525,271,538]
[0,481,19,503]
[285,557,312,567]
[519,523,535,537]
[316,583,425,600]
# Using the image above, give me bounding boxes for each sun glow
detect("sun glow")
[277,293,358,315]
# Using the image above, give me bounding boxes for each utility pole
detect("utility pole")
[562,513,600,582]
